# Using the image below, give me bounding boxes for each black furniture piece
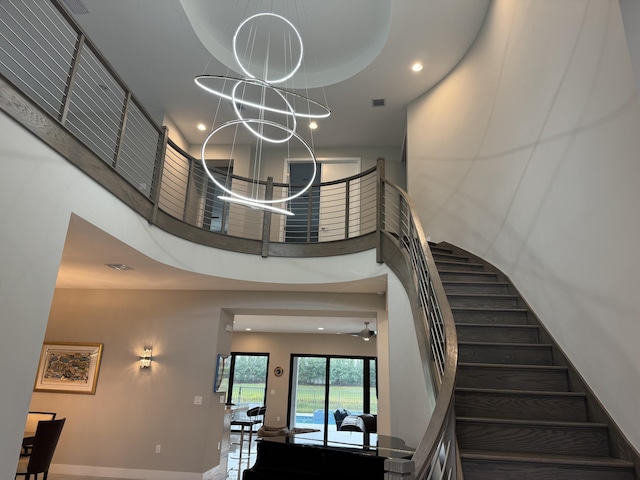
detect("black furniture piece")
[332,408,350,430]
[242,430,413,480]
[22,412,56,456]
[339,414,377,433]
[16,418,65,480]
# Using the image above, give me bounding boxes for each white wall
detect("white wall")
[0,109,428,477]
[408,0,640,449]
[385,275,434,448]
[34,289,226,477]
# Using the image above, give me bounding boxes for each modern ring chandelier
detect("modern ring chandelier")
[195,12,331,216]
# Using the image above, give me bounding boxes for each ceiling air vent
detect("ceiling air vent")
[105,263,135,271]
[372,98,386,107]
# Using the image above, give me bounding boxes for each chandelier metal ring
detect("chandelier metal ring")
[233,12,303,84]
[194,75,331,119]
[201,118,317,206]
[231,80,297,144]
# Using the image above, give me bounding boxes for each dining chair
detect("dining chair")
[16,418,65,480]
[22,412,56,456]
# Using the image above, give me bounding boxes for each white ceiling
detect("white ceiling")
[64,0,489,147]
[56,215,387,335]
[53,0,489,334]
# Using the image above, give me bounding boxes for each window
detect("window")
[226,353,269,409]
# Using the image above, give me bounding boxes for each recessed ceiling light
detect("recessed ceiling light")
[245,328,252,331]
[197,123,206,131]
[309,121,318,130]
[317,327,325,331]
[105,263,134,271]
[412,62,424,72]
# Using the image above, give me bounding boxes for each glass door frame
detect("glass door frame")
[286,354,377,442]
[225,352,270,411]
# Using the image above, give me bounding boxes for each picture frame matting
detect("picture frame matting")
[34,342,103,394]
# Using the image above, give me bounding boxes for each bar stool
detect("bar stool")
[244,406,266,459]
[230,406,266,471]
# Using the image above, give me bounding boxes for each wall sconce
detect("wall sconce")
[139,348,152,368]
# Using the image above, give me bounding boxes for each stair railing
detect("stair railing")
[378,160,459,479]
[1,2,460,477]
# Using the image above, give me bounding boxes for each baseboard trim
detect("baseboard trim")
[51,463,220,480]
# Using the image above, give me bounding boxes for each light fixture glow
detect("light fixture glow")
[309,121,318,130]
[201,118,317,213]
[218,196,294,216]
[317,327,324,331]
[412,62,424,72]
[194,76,330,119]
[233,13,303,84]
[195,11,330,217]
[197,123,206,131]
[139,348,152,368]
[245,328,252,331]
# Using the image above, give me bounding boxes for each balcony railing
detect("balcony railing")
[0,1,459,478]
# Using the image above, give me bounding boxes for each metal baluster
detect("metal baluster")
[261,177,274,258]
[59,33,85,124]
[112,91,131,168]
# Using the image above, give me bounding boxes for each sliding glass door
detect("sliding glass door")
[289,355,376,435]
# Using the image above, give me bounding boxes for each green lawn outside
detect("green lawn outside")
[232,383,377,413]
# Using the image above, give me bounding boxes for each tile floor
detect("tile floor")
[47,432,257,480]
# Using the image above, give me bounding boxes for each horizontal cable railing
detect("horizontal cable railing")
[162,139,378,244]
[0,2,460,478]
[0,0,163,202]
[381,176,459,480]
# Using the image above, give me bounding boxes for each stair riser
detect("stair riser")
[457,366,569,392]
[448,296,520,308]
[440,271,498,282]
[457,325,539,343]
[453,309,529,325]
[435,261,485,271]
[455,391,588,422]
[461,459,634,480]
[457,421,610,457]
[443,283,510,295]
[430,247,453,255]
[459,344,553,365]
[433,253,469,263]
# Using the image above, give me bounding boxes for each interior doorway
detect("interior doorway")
[283,158,360,242]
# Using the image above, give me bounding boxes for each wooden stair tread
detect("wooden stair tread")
[456,323,538,329]
[457,416,608,429]
[460,449,634,468]
[456,387,585,397]
[452,306,527,312]
[459,341,552,347]
[459,362,567,370]
[431,252,469,261]
[448,293,518,299]
[438,269,496,274]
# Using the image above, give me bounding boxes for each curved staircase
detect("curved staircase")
[431,243,636,480]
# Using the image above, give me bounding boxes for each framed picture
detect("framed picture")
[214,354,230,393]
[34,342,103,395]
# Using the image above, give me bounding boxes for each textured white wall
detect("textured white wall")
[408,0,640,449]
[0,108,428,477]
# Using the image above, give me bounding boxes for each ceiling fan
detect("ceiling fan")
[350,321,376,341]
